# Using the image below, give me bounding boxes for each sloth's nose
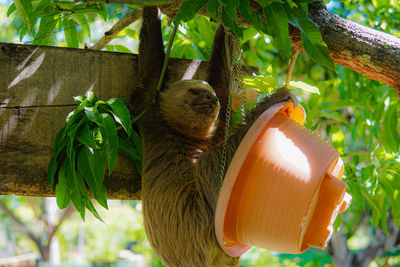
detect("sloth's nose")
[196,90,217,105]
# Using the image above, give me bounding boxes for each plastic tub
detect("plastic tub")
[215,102,352,256]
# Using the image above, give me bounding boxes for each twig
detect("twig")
[55,3,99,13]
[0,201,45,256]
[285,49,300,88]
[45,204,75,253]
[90,9,142,50]
[155,22,179,93]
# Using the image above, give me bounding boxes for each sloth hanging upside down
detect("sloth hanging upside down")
[132,6,295,267]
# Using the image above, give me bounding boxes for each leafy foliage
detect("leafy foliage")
[2,0,399,265]
[48,92,142,221]
[173,0,335,69]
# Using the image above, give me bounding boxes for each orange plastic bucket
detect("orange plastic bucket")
[215,102,351,256]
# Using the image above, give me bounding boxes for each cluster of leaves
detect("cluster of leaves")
[47,92,142,220]
[174,0,335,71]
[6,0,130,48]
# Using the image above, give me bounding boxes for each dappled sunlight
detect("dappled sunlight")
[8,51,46,89]
[181,59,201,80]
[16,47,38,71]
[1,89,38,143]
[84,82,96,97]
[47,79,63,104]
[0,98,9,117]
[266,127,312,181]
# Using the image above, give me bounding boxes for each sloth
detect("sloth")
[132,6,294,267]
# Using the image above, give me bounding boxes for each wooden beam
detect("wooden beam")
[0,42,256,199]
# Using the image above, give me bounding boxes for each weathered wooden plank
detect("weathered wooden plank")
[0,42,256,199]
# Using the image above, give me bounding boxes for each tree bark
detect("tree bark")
[329,216,400,267]
[0,42,255,199]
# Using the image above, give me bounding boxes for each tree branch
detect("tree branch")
[0,201,45,257]
[45,204,75,254]
[307,2,400,93]
[157,1,400,93]
[90,9,142,50]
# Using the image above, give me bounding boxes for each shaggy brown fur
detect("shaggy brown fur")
[134,6,293,267]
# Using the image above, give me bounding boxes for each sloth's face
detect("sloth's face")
[187,87,219,116]
[160,80,220,139]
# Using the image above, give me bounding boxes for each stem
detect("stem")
[90,9,142,50]
[155,22,179,93]
[285,49,300,88]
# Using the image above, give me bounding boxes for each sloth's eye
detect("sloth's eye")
[188,88,201,95]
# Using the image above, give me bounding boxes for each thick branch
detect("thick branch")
[308,2,400,92]
[90,9,142,50]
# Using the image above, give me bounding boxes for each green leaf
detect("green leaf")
[238,0,268,34]
[288,81,320,94]
[77,147,108,209]
[47,156,58,187]
[221,8,242,37]
[34,0,51,12]
[256,0,285,8]
[53,126,67,156]
[96,4,108,21]
[75,170,104,221]
[76,122,97,148]
[221,0,239,22]
[284,4,335,71]
[55,160,71,209]
[118,133,142,174]
[74,95,87,105]
[84,197,104,222]
[319,111,347,123]
[65,157,86,220]
[106,98,134,137]
[174,0,207,23]
[207,0,219,20]
[86,91,99,104]
[242,75,277,95]
[7,3,16,17]
[131,130,142,156]
[19,24,28,41]
[380,246,400,258]
[263,3,292,59]
[33,16,57,45]
[99,113,118,174]
[72,14,91,39]
[63,17,79,48]
[84,106,103,125]
[14,0,36,32]
[333,213,342,232]
[118,134,140,161]
[382,103,399,153]
[293,0,316,3]
[321,100,366,111]
[114,45,132,53]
